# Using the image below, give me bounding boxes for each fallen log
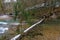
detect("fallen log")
[11,18,45,40]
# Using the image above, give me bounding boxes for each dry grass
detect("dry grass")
[21,24,60,40]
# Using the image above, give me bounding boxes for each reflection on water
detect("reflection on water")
[0,21,20,34]
[0,27,8,34]
[0,22,8,34]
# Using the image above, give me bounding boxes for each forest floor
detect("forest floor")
[21,20,60,40]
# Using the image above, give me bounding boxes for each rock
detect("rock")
[0,15,13,20]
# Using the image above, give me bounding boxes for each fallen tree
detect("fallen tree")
[11,18,45,40]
